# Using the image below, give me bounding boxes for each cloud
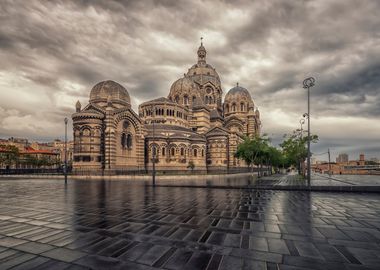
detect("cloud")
[0,0,379,159]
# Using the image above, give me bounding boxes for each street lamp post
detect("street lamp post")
[64,117,68,184]
[151,106,156,187]
[299,118,305,176]
[303,77,315,187]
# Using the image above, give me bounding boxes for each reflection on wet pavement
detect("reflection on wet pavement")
[0,178,379,269]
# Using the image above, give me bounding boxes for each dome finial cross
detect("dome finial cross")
[237,82,239,87]
[200,37,203,45]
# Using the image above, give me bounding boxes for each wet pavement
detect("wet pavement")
[0,178,379,269]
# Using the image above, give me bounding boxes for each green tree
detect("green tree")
[236,135,275,177]
[22,154,39,168]
[0,144,20,168]
[280,130,318,175]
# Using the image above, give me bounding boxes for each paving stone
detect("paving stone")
[164,249,193,270]
[267,238,290,255]
[207,232,226,246]
[346,246,380,266]
[294,241,323,259]
[0,249,19,260]
[0,237,27,247]
[243,258,266,270]
[118,242,153,261]
[0,252,36,269]
[184,229,203,242]
[218,255,243,270]
[13,241,55,254]
[249,236,268,252]
[316,227,351,240]
[9,256,50,270]
[74,254,126,270]
[206,253,222,270]
[223,233,241,248]
[41,247,87,262]
[230,248,283,263]
[183,251,212,270]
[97,239,131,257]
[136,244,171,265]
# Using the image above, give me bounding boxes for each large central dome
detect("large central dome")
[186,42,221,88]
[89,80,130,105]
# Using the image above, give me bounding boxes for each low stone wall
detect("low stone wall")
[0,171,255,181]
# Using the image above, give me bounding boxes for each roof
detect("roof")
[210,109,223,120]
[205,126,230,137]
[21,147,58,155]
[145,124,206,141]
[140,97,176,106]
[225,85,252,100]
[89,80,130,104]
[0,146,58,155]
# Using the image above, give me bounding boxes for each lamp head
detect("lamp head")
[303,77,315,89]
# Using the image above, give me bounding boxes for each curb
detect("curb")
[153,184,380,193]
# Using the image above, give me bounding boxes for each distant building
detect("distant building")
[336,153,348,163]
[0,137,73,169]
[314,153,380,175]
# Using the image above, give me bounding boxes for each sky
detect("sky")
[0,0,379,161]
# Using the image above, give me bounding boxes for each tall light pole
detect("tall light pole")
[151,106,156,187]
[299,118,305,176]
[303,77,315,187]
[64,117,68,184]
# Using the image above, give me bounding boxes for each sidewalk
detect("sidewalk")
[243,173,380,192]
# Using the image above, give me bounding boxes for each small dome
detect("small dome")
[168,76,199,99]
[89,80,130,105]
[225,84,252,102]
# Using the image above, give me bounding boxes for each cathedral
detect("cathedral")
[72,42,261,173]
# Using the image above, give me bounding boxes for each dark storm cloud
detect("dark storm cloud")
[0,0,379,157]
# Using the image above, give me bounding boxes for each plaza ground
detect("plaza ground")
[0,177,379,269]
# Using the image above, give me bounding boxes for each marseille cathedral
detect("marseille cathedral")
[72,41,261,173]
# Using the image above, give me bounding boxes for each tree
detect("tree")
[21,154,39,168]
[235,135,276,177]
[280,130,318,175]
[0,144,20,169]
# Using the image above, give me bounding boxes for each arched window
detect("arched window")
[171,148,175,156]
[232,103,237,112]
[126,134,132,148]
[201,149,204,157]
[175,96,179,103]
[193,149,198,157]
[150,145,156,156]
[162,147,166,156]
[83,128,90,136]
[192,96,196,103]
[123,121,129,129]
[241,103,245,111]
[180,148,184,156]
[121,133,127,148]
[184,95,189,105]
